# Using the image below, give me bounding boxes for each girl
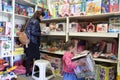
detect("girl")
[62,40,85,80]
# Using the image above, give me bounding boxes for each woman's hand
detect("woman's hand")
[41,31,46,35]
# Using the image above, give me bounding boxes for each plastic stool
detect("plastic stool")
[32,59,55,80]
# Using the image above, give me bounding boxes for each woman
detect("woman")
[24,10,45,76]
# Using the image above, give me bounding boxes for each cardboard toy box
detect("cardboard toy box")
[86,0,101,15]
[109,0,119,12]
[96,24,108,32]
[99,65,115,80]
[0,40,12,57]
[101,0,110,13]
[69,22,78,32]
[73,53,95,78]
[109,16,120,32]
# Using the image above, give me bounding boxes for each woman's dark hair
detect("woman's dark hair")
[64,40,75,50]
[32,10,45,20]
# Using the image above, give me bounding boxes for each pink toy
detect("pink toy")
[87,22,95,32]
[59,3,70,17]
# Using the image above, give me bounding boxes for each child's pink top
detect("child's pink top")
[62,51,77,73]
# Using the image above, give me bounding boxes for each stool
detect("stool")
[32,59,55,80]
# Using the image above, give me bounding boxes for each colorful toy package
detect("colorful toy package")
[5,22,12,36]
[99,65,115,80]
[101,0,110,13]
[109,0,119,12]
[69,22,78,32]
[0,40,12,57]
[73,54,95,78]
[86,0,101,15]
[70,0,86,16]
[109,16,120,32]
[96,23,108,32]
[0,21,6,35]
[37,0,47,8]
[59,3,70,17]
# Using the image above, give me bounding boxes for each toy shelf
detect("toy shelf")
[46,32,66,36]
[15,0,36,7]
[0,10,13,16]
[15,14,31,19]
[69,32,118,38]
[42,17,66,22]
[93,58,118,63]
[69,12,120,20]
[41,50,118,64]
[13,53,24,56]
[40,50,65,55]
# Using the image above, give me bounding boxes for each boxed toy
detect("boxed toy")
[109,0,119,12]
[96,23,108,32]
[99,65,115,80]
[0,21,6,35]
[70,4,81,16]
[37,0,47,8]
[94,65,100,80]
[109,16,120,32]
[53,2,60,18]
[87,22,95,32]
[73,53,95,78]
[59,3,70,17]
[86,0,101,15]
[27,7,34,17]
[101,0,110,13]
[106,43,112,53]
[56,23,66,32]
[3,5,13,12]
[69,22,78,32]
[5,22,12,36]
[0,40,12,57]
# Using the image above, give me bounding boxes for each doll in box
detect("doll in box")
[101,0,110,13]
[96,24,108,32]
[49,23,56,31]
[110,0,119,12]
[22,8,27,16]
[59,3,70,17]
[86,22,95,32]
[69,22,78,32]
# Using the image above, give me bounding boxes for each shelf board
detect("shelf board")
[42,17,66,22]
[16,0,36,6]
[0,10,13,16]
[15,14,31,19]
[13,53,24,56]
[69,32,118,38]
[40,50,65,55]
[93,58,118,63]
[46,32,66,36]
[69,12,120,20]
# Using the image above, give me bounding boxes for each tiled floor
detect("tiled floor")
[17,75,63,80]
